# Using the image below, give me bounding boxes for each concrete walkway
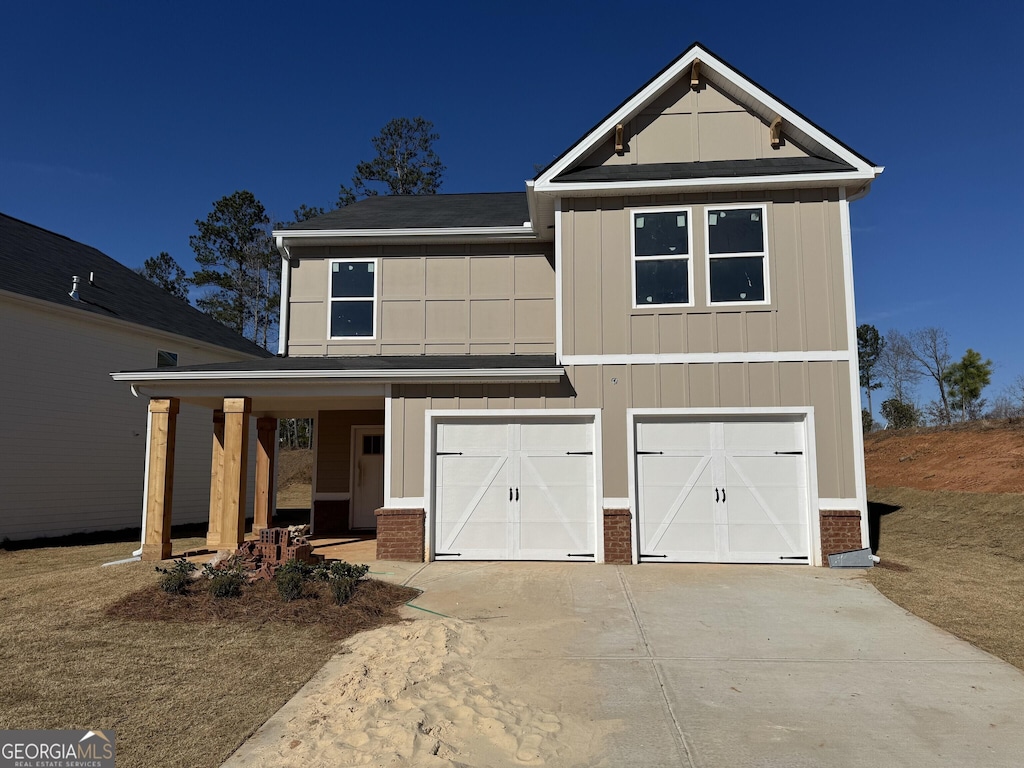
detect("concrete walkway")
[396,562,1024,767]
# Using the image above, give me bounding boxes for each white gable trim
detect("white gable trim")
[534,45,881,191]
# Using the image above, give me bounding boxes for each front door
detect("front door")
[350,427,384,529]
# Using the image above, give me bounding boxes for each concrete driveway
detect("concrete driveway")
[393,561,1024,767]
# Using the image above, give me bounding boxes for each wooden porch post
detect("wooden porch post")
[141,398,179,561]
[253,417,277,534]
[205,409,225,549]
[218,397,252,550]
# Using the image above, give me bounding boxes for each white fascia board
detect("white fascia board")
[535,47,705,185]
[703,57,877,174]
[273,225,538,245]
[535,170,878,196]
[111,367,564,384]
[534,44,881,187]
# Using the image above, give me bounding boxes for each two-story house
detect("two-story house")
[115,42,881,565]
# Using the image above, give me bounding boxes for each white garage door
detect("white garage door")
[434,419,596,561]
[636,417,810,563]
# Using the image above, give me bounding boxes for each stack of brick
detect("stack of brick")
[254,527,322,566]
[210,527,323,580]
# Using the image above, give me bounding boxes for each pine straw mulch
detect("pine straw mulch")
[105,577,422,640]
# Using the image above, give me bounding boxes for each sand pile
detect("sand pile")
[224,618,574,767]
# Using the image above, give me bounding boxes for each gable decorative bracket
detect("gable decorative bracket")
[769,116,783,148]
[690,59,702,90]
[614,123,625,153]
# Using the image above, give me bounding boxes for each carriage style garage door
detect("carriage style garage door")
[433,419,596,561]
[635,416,810,563]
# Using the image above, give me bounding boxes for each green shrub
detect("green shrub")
[881,398,920,430]
[155,558,197,595]
[330,577,358,605]
[202,561,245,598]
[274,559,311,602]
[315,560,369,582]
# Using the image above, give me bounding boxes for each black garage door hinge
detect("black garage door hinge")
[436,451,463,456]
[637,450,664,455]
[779,556,809,560]
[566,451,593,455]
[435,552,461,557]
[640,553,668,558]
[774,451,803,455]
[567,553,594,557]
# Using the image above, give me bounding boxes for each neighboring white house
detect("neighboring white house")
[0,212,269,542]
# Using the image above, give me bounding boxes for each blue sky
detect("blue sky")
[2,1,1022,407]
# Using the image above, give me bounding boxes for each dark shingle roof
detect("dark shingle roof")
[0,213,271,358]
[282,192,529,231]
[121,355,558,375]
[553,157,855,183]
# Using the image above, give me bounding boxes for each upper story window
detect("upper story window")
[632,208,693,307]
[705,204,769,305]
[329,259,377,338]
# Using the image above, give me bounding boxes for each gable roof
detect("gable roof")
[281,192,529,231]
[0,213,271,358]
[273,43,879,249]
[532,41,881,193]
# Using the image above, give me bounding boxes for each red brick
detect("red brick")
[375,508,425,562]
[819,510,863,566]
[603,508,632,564]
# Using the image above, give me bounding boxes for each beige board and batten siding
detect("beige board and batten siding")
[561,190,848,357]
[0,296,258,541]
[580,77,814,169]
[387,361,855,503]
[314,409,385,495]
[287,243,556,356]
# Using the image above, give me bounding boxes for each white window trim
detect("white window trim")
[328,258,378,340]
[703,202,771,307]
[630,206,695,309]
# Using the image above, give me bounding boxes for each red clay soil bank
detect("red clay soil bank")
[864,420,1024,493]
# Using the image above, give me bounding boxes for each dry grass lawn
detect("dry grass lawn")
[0,538,416,768]
[866,486,1024,671]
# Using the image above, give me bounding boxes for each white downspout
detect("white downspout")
[133,406,154,557]
[276,238,291,356]
[106,403,151,565]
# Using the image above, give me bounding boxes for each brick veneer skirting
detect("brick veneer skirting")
[603,509,633,564]
[375,508,425,562]
[819,510,863,566]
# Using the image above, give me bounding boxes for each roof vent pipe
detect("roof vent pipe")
[69,275,80,301]
[89,271,95,286]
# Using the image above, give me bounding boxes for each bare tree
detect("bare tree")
[907,327,952,424]
[876,329,921,405]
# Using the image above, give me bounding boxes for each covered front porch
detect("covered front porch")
[126,385,387,562]
[110,355,564,562]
